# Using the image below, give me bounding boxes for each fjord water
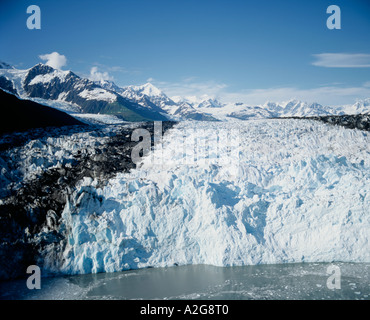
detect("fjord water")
[0,262,368,300]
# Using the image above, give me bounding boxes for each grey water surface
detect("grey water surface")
[0,262,368,300]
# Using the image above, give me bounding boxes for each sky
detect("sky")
[1,0,370,105]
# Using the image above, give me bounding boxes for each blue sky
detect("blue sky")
[1,0,370,105]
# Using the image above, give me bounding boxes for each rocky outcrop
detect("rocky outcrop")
[311,114,370,131]
[283,114,370,132]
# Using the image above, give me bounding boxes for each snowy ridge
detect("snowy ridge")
[32,119,370,275]
[0,67,29,97]
[197,98,224,108]
[29,70,71,86]
[78,88,117,103]
[0,61,14,69]
[101,81,218,121]
[28,97,82,113]
[348,98,370,115]
[130,83,164,97]
[71,113,126,125]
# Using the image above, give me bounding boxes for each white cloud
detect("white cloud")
[312,53,370,68]
[89,66,114,82]
[39,52,67,69]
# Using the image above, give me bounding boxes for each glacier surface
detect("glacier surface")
[36,119,370,275]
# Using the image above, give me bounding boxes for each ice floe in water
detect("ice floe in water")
[0,262,369,300]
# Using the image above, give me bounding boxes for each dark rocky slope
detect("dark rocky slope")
[0,89,85,134]
[282,114,370,132]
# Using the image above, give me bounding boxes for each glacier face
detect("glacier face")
[44,119,370,275]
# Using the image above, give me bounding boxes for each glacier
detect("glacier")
[31,119,370,276]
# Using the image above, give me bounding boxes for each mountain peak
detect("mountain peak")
[128,82,164,97]
[284,99,302,105]
[197,98,224,108]
[31,63,55,73]
[354,98,370,105]
[141,83,163,96]
[0,61,14,69]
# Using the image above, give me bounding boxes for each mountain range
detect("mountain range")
[0,61,369,124]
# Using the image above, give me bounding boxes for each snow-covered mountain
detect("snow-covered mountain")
[0,61,369,123]
[126,82,167,100]
[342,98,370,115]
[0,75,17,95]
[169,101,218,121]
[197,98,224,109]
[203,99,370,121]
[172,95,224,109]
[99,82,174,114]
[99,82,219,121]
[0,63,167,122]
[0,61,14,70]
[0,61,218,122]
[226,105,275,120]
[272,100,333,117]
[224,100,335,120]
